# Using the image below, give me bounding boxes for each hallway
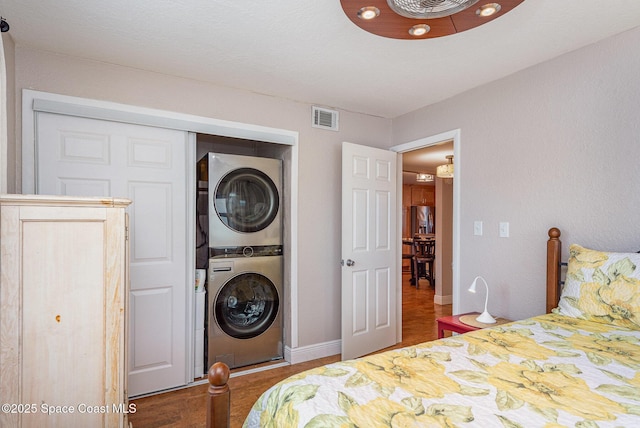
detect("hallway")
[402,271,452,344]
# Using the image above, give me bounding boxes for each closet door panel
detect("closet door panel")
[36,113,188,396]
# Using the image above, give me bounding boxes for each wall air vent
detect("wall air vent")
[312,106,339,131]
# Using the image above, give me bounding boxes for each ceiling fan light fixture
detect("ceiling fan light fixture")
[342,0,524,39]
[387,0,479,19]
[476,3,502,17]
[409,24,431,36]
[357,6,380,20]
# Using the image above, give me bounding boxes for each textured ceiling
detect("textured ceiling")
[2,0,640,118]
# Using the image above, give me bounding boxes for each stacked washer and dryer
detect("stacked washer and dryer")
[199,153,284,370]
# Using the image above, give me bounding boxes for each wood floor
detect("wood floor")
[128,273,452,427]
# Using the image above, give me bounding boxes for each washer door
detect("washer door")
[214,272,279,339]
[214,167,279,233]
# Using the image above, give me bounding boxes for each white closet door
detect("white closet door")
[36,112,188,396]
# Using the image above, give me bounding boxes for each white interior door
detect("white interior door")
[36,113,188,396]
[341,142,398,360]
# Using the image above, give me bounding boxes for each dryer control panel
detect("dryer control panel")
[209,244,283,259]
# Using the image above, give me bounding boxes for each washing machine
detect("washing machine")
[201,153,282,248]
[208,253,283,369]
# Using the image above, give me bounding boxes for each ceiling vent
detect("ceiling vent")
[312,106,339,131]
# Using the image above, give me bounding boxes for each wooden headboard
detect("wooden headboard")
[546,227,562,314]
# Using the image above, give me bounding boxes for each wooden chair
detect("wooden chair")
[402,241,415,284]
[413,239,435,288]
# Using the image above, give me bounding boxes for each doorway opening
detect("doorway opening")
[391,129,460,343]
[195,134,290,378]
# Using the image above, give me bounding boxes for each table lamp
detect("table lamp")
[468,276,496,324]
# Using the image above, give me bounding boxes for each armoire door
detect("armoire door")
[0,195,130,428]
[36,112,188,396]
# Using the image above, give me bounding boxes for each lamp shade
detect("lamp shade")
[468,276,496,324]
[436,163,454,178]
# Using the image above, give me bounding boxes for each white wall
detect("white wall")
[12,47,393,349]
[392,26,640,320]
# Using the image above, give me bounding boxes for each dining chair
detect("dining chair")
[413,239,435,288]
[402,246,415,285]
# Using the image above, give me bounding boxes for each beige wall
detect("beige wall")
[392,26,640,320]
[435,177,453,301]
[10,23,640,347]
[12,47,393,348]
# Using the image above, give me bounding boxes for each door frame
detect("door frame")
[21,89,300,382]
[390,129,461,340]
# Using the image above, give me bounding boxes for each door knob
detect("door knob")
[344,259,355,267]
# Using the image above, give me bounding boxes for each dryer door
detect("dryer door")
[214,272,279,339]
[214,168,279,233]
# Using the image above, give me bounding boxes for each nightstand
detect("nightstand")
[437,312,511,338]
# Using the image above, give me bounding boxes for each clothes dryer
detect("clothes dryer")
[207,254,283,369]
[201,153,282,248]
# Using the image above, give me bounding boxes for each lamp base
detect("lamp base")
[475,311,497,324]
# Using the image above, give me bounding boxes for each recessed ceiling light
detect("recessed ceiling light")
[476,3,502,17]
[357,6,380,20]
[409,24,430,37]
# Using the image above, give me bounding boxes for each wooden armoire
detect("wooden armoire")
[0,195,131,427]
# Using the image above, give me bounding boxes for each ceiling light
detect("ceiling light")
[476,3,502,17]
[357,6,380,20]
[409,24,430,36]
[416,173,434,182]
[436,155,454,178]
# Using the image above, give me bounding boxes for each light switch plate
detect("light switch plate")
[499,222,510,238]
[474,221,483,236]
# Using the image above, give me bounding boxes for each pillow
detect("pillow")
[554,244,640,329]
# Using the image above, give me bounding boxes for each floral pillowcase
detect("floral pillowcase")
[554,244,640,329]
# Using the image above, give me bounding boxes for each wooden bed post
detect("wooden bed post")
[207,362,231,428]
[546,227,562,313]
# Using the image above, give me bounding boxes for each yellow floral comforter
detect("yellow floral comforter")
[244,314,640,427]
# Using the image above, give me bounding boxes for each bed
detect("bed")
[208,227,640,427]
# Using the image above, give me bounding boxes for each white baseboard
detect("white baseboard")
[285,339,341,365]
[229,341,341,380]
[434,294,453,305]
